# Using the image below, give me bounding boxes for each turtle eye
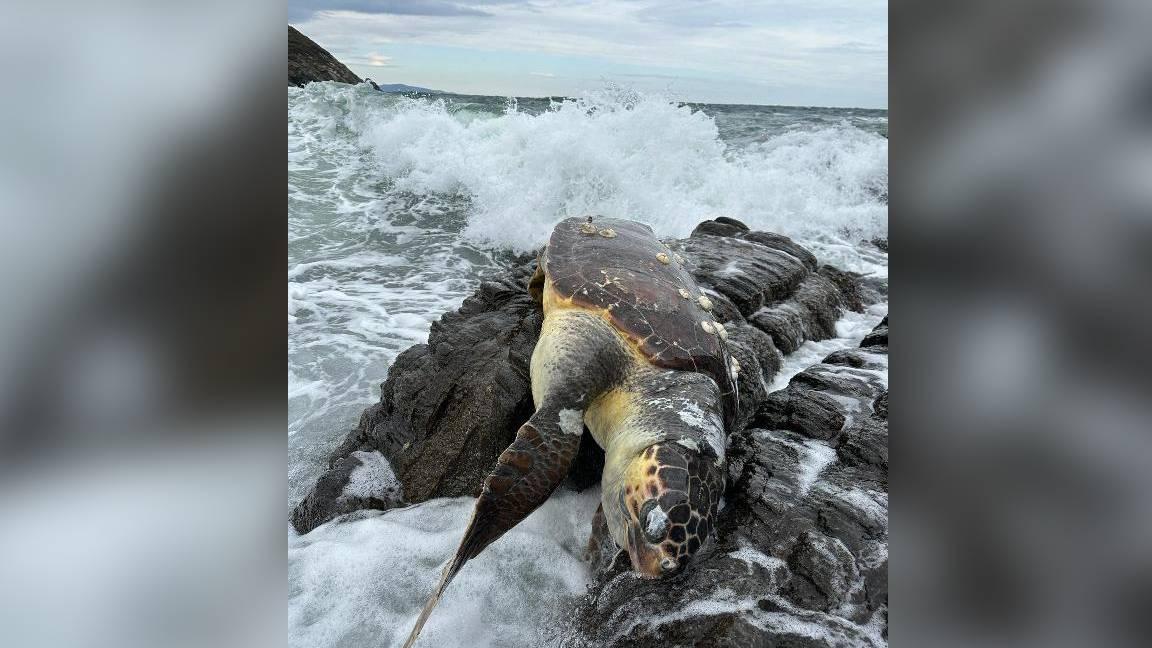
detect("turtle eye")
[640,500,669,544]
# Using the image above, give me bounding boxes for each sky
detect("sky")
[290,0,887,108]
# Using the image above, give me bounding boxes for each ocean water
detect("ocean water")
[288,81,888,648]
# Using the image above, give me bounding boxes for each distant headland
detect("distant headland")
[369,83,442,94]
[289,26,361,87]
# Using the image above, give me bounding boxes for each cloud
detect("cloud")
[615,72,690,80]
[368,53,396,66]
[529,72,555,77]
[289,0,491,23]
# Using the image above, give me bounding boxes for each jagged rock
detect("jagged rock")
[836,416,888,472]
[819,265,865,313]
[289,26,362,87]
[860,316,888,349]
[690,218,819,272]
[872,390,888,420]
[289,450,403,534]
[291,220,866,541]
[677,236,809,317]
[749,273,848,355]
[784,530,861,612]
[357,262,544,504]
[753,389,847,441]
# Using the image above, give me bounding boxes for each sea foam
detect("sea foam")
[362,89,886,253]
[291,83,887,259]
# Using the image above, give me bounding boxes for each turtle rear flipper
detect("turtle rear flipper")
[403,311,627,647]
[402,411,582,647]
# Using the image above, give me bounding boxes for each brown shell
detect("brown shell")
[543,217,738,425]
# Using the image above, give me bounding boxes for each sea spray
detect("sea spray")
[290,82,888,254]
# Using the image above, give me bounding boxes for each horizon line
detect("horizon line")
[350,79,888,111]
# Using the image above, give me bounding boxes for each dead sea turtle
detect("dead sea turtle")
[403,217,739,647]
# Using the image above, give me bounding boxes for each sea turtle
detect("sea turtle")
[403,217,739,647]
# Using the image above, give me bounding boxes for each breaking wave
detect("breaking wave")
[290,82,887,253]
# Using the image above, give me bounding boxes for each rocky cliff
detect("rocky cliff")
[289,26,363,87]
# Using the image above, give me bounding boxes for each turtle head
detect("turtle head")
[614,441,721,578]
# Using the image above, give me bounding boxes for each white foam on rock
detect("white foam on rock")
[342,451,402,501]
[619,586,884,648]
[819,484,889,529]
[727,544,786,576]
[795,439,838,496]
[769,303,888,393]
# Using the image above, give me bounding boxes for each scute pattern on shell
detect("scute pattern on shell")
[544,217,738,426]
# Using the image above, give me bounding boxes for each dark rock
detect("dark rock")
[289,26,362,87]
[818,265,865,313]
[743,231,819,271]
[289,450,402,533]
[752,389,847,441]
[836,416,889,472]
[784,530,861,612]
[790,366,883,400]
[289,260,542,533]
[822,350,866,368]
[872,390,888,420]
[690,218,748,239]
[713,216,750,230]
[860,315,888,349]
[679,236,810,317]
[724,323,782,429]
[689,218,818,271]
[749,273,846,355]
[367,263,544,504]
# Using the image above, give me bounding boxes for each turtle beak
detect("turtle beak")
[625,524,679,578]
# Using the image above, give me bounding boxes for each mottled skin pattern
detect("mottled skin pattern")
[404,217,736,647]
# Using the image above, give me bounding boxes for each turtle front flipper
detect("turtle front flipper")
[527,254,545,304]
[402,406,584,648]
[583,502,610,562]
